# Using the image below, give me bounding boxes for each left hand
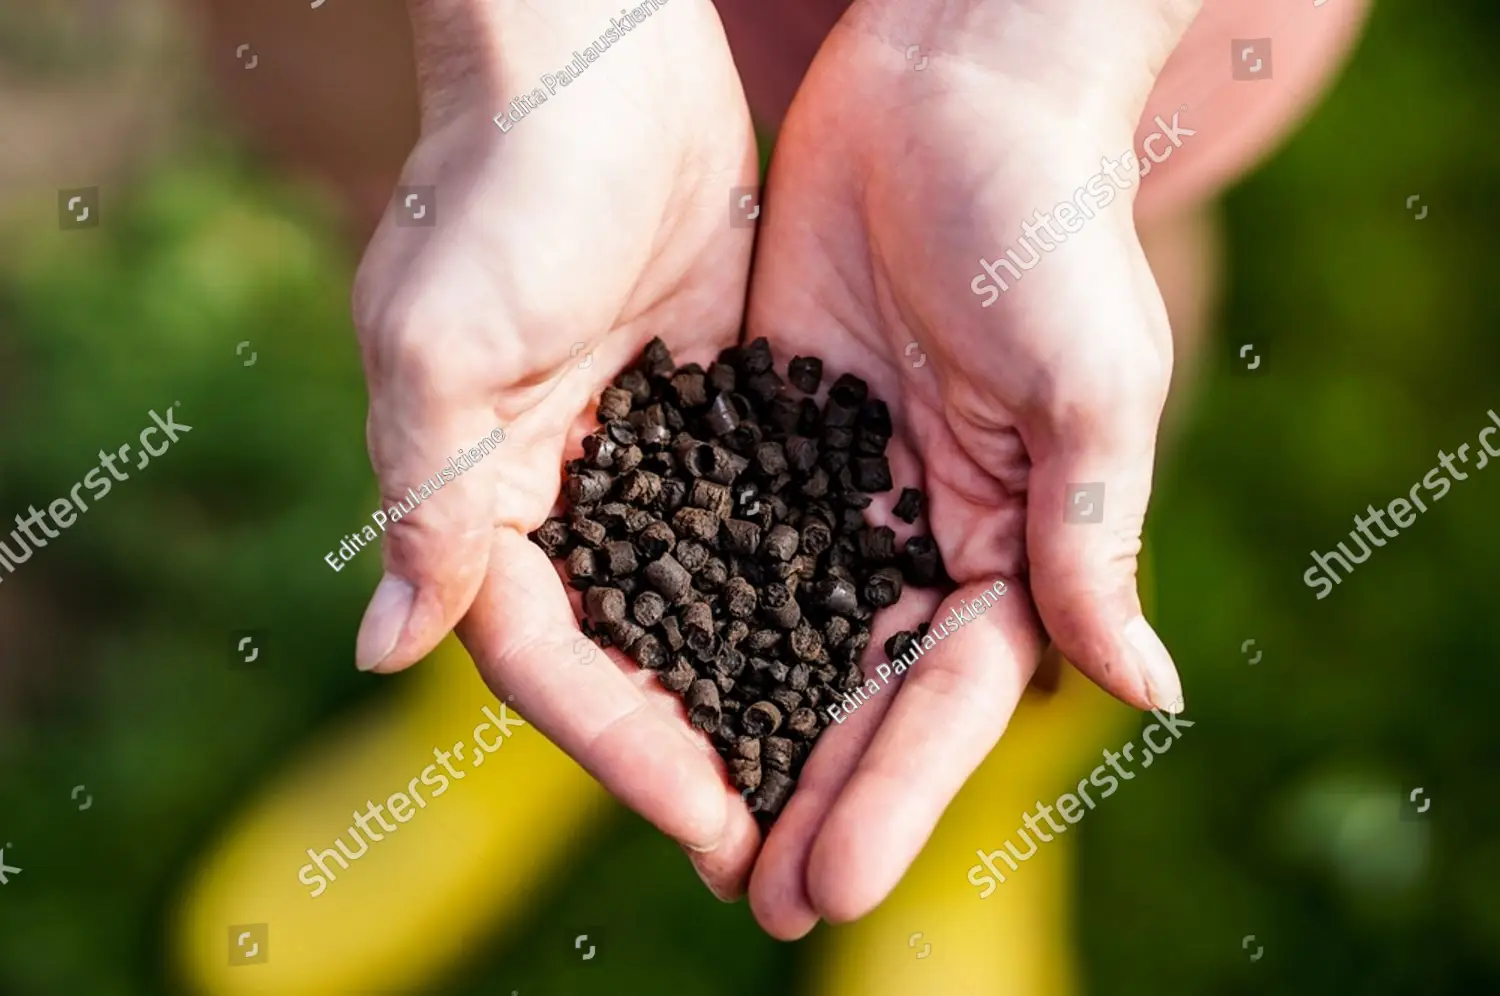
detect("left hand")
[738,0,1200,937]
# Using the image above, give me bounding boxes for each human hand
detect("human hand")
[350,0,762,889]
[738,0,1201,935]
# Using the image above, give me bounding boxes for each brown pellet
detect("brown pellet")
[643,554,692,602]
[597,386,634,422]
[742,700,784,737]
[686,679,722,732]
[672,506,720,543]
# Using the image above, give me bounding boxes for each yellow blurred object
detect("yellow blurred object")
[175,559,1156,996]
[810,557,1157,996]
[808,659,1131,996]
[172,636,608,996]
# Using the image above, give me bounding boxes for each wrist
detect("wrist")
[848,0,1204,127]
[406,0,717,134]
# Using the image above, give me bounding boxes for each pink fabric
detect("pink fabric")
[711,0,1372,217]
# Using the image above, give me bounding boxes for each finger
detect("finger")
[746,593,935,939]
[1021,285,1182,712]
[457,528,754,870]
[353,344,505,673]
[804,582,1043,922]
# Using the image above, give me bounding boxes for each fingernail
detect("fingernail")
[679,844,731,902]
[356,574,415,671]
[1123,615,1184,712]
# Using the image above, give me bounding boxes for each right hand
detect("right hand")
[350,0,762,894]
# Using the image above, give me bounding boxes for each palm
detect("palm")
[742,19,1173,934]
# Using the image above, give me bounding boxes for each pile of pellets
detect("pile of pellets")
[529,337,943,824]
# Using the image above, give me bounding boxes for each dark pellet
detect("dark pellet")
[785,436,820,473]
[660,614,684,651]
[672,506,720,543]
[689,479,733,520]
[705,393,740,436]
[799,518,833,557]
[606,618,645,651]
[674,540,710,573]
[762,735,795,773]
[722,519,762,555]
[863,566,904,608]
[787,355,823,393]
[583,433,618,469]
[903,535,942,586]
[584,586,626,627]
[723,619,750,647]
[723,577,758,618]
[707,362,737,395]
[618,469,662,506]
[822,398,859,429]
[787,708,820,739]
[828,373,869,407]
[633,633,668,669]
[812,576,859,616]
[730,758,762,792]
[686,679,722,732]
[745,370,784,404]
[632,590,666,628]
[660,655,696,693]
[885,629,918,661]
[760,583,801,630]
[763,524,799,562]
[605,420,638,447]
[567,469,613,505]
[850,456,893,493]
[858,526,896,562]
[532,518,570,558]
[892,487,924,523]
[635,520,675,559]
[745,629,782,654]
[754,441,789,477]
[602,541,638,578]
[565,547,599,589]
[752,769,796,818]
[597,386,634,422]
[739,337,773,375]
[644,554,693,602]
[671,371,708,409]
[640,336,675,378]
[789,623,826,664]
[565,517,603,549]
[743,700,784,737]
[616,368,651,404]
[697,558,729,591]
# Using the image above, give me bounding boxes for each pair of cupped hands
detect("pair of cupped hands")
[350,0,1192,938]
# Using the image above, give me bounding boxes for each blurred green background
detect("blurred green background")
[1,0,1497,993]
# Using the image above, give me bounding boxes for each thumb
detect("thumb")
[1023,352,1182,714]
[355,387,505,674]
